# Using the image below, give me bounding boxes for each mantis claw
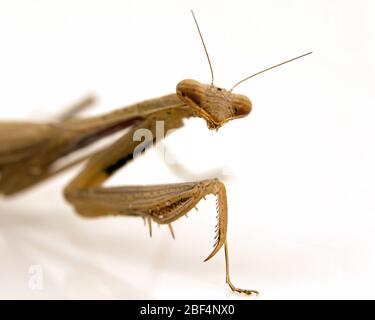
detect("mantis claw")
[203,239,224,262]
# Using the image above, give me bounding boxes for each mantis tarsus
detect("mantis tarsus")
[0,11,311,296]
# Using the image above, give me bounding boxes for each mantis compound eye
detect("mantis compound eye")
[231,94,252,118]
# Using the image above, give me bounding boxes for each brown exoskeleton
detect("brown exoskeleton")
[0,11,311,295]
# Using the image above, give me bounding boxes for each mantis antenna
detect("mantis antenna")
[191,10,215,85]
[230,51,312,91]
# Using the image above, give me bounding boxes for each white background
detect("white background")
[0,0,374,299]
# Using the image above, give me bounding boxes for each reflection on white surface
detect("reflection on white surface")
[0,184,238,299]
[0,200,151,299]
[1,180,375,299]
[0,0,375,300]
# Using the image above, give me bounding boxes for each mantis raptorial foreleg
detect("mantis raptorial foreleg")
[63,106,258,295]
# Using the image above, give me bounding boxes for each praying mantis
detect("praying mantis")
[0,11,311,296]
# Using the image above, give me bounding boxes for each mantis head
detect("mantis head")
[176,79,251,130]
[184,10,311,130]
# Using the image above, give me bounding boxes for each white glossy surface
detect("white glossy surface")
[0,0,374,299]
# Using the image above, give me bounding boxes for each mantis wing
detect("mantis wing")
[0,122,52,166]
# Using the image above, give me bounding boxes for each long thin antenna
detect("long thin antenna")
[191,10,214,85]
[230,51,312,91]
